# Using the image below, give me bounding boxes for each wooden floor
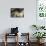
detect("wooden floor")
[0,42,46,46]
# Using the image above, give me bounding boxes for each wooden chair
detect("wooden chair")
[4,33,18,46]
[18,33,30,46]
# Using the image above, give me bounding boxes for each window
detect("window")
[37,0,46,18]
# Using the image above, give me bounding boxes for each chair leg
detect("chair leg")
[16,34,18,46]
[15,33,18,46]
[4,41,7,46]
[4,33,7,46]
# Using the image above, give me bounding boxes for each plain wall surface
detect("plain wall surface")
[0,0,36,42]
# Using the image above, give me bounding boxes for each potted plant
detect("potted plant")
[32,25,39,30]
[32,24,45,30]
[40,26,45,29]
[33,32,46,43]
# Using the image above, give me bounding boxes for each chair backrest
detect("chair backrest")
[11,27,18,34]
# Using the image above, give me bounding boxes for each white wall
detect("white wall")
[0,0,36,42]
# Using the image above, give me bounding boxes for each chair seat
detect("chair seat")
[6,33,17,36]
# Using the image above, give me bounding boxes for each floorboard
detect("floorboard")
[0,42,46,46]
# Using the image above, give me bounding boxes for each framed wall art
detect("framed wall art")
[11,8,24,18]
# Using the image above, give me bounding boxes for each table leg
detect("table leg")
[17,34,18,46]
[4,34,7,46]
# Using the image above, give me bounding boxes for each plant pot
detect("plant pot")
[37,39,40,43]
[37,39,45,44]
[40,38,45,43]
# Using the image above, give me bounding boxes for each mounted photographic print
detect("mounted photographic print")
[11,8,24,18]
